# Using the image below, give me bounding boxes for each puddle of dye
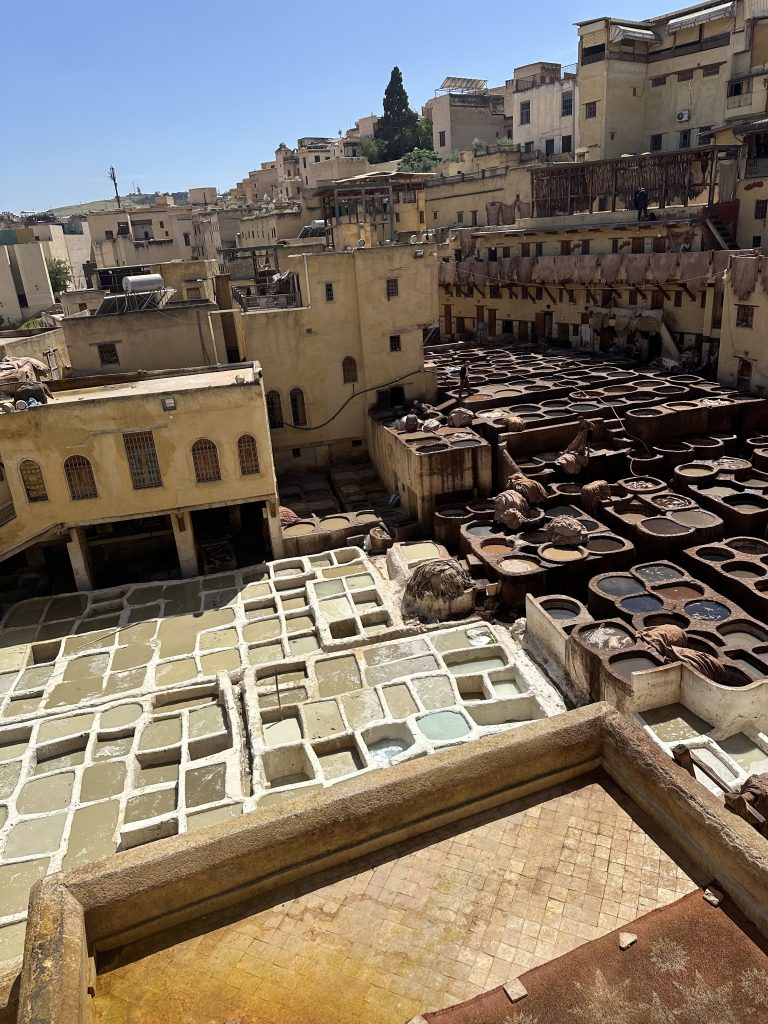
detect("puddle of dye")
[620,594,664,613]
[137,761,179,788]
[404,542,442,563]
[101,703,142,729]
[640,518,689,536]
[93,736,134,760]
[587,537,623,553]
[684,600,730,622]
[319,596,353,620]
[719,734,768,774]
[633,564,685,585]
[317,748,362,779]
[201,649,241,674]
[63,801,120,869]
[303,701,345,740]
[189,704,226,738]
[543,602,579,620]
[258,684,308,710]
[730,568,762,580]
[367,738,411,766]
[733,502,765,513]
[5,813,67,858]
[199,628,239,652]
[499,557,540,574]
[37,714,94,743]
[679,466,713,477]
[242,618,281,643]
[540,545,584,562]
[581,625,634,651]
[269,771,311,788]
[186,763,226,806]
[449,656,506,676]
[467,524,497,537]
[81,761,127,801]
[156,659,198,687]
[125,788,176,822]
[139,716,182,750]
[412,675,455,709]
[641,703,711,743]
[284,523,315,537]
[383,683,418,718]
[248,643,286,666]
[483,543,514,556]
[671,510,718,528]
[316,655,361,698]
[366,639,430,664]
[288,635,321,655]
[367,654,440,687]
[187,803,242,830]
[417,710,471,742]
[494,680,524,697]
[611,656,659,680]
[0,858,50,916]
[17,772,74,813]
[264,717,303,744]
[702,485,739,498]
[0,761,21,797]
[621,513,647,525]
[721,629,767,647]
[322,563,366,579]
[655,585,703,602]
[597,576,644,597]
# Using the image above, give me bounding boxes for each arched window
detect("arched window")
[237,434,260,476]
[19,460,48,503]
[192,438,221,483]
[266,390,283,428]
[290,387,307,427]
[64,455,97,501]
[342,356,358,383]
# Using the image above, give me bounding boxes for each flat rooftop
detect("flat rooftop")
[93,772,700,1024]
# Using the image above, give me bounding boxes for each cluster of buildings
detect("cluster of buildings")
[5,3,768,1023]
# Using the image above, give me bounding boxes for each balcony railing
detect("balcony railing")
[726,91,754,109]
[746,158,768,178]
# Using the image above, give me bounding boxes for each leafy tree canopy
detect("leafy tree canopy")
[398,148,440,173]
[46,257,72,295]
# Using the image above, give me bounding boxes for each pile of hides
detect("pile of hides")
[279,506,300,527]
[501,414,525,433]
[506,472,547,506]
[555,418,595,475]
[494,490,530,530]
[740,774,768,821]
[581,480,610,513]
[392,413,421,432]
[546,516,586,546]
[402,559,473,621]
[447,407,474,428]
[638,624,730,684]
[0,356,50,385]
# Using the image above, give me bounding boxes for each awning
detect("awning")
[609,25,657,42]
[668,2,735,32]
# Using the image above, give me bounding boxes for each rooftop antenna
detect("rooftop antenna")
[108,166,121,209]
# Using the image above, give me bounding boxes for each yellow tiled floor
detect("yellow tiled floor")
[94,774,700,1024]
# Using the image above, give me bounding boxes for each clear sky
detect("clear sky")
[1,0,655,212]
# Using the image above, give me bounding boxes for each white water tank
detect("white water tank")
[122,273,164,294]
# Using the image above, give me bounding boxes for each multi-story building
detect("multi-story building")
[575,1,762,161]
[316,170,434,249]
[88,203,194,267]
[0,363,281,593]
[506,62,578,159]
[0,237,55,320]
[424,79,508,159]
[238,244,438,472]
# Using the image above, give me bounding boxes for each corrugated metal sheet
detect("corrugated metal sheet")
[747,0,768,17]
[668,1,735,32]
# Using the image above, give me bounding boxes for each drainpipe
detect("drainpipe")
[302,254,312,306]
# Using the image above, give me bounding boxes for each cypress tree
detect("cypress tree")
[376,67,419,160]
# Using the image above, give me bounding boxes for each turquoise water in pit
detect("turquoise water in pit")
[417,710,471,742]
[367,738,411,765]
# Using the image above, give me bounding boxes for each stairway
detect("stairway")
[706,213,738,250]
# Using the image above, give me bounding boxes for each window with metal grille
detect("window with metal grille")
[520,101,531,125]
[703,64,721,77]
[64,455,97,500]
[561,92,573,118]
[386,278,399,298]
[325,282,334,301]
[650,133,663,152]
[736,305,755,328]
[389,335,401,352]
[342,356,358,383]
[290,388,307,426]
[756,200,768,220]
[585,101,597,119]
[19,460,47,502]
[237,434,260,475]
[266,390,283,428]
[123,431,162,490]
[678,69,694,82]
[650,76,667,87]
[192,438,221,483]
[97,343,119,366]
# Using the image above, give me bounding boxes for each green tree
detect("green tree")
[398,148,439,173]
[46,257,72,294]
[375,66,419,160]
[360,137,388,164]
[417,116,434,151]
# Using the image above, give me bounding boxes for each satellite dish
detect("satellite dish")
[357,238,366,247]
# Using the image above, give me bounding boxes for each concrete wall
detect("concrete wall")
[426,94,506,159]
[10,245,55,316]
[0,248,22,322]
[62,302,227,375]
[506,79,578,156]
[0,328,69,378]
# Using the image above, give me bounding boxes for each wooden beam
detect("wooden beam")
[681,284,695,301]
[543,287,558,304]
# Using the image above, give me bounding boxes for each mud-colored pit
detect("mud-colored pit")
[186,763,226,807]
[316,655,361,698]
[317,748,362,780]
[499,557,540,574]
[189,704,226,738]
[4,812,67,857]
[641,703,712,743]
[383,683,418,719]
[611,656,660,681]
[17,772,74,813]
[139,717,182,750]
[125,788,176,822]
[137,762,179,788]
[81,761,127,801]
[303,701,345,740]
[449,656,507,676]
[403,542,442,563]
[263,717,303,745]
[719,734,768,774]
[156,659,198,687]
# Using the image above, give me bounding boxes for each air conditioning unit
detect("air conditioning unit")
[677,110,690,122]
